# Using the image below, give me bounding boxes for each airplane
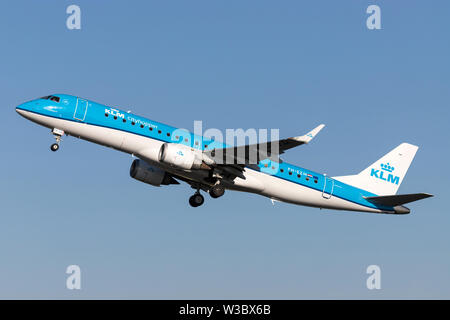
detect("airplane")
[16,94,433,214]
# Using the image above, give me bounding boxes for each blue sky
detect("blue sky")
[0,0,449,298]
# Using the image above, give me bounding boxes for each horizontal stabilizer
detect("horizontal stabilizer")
[365,193,433,207]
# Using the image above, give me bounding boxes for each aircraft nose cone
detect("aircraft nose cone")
[16,102,34,118]
[16,106,26,116]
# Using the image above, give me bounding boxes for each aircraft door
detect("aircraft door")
[74,98,88,121]
[322,175,334,199]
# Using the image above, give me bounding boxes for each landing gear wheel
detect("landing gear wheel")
[209,185,225,198]
[50,143,59,152]
[189,193,204,207]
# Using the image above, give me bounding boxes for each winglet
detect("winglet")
[294,124,325,144]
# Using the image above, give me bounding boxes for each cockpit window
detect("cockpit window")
[40,95,60,102]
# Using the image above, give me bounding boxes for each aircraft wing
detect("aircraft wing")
[204,124,325,165]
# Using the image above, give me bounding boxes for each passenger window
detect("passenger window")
[114,116,117,120]
[140,124,144,128]
[105,113,109,117]
[158,130,162,134]
[149,127,153,131]
[167,133,170,137]
[123,119,126,123]
[280,169,284,173]
[132,122,135,126]
[289,171,292,175]
[297,174,301,178]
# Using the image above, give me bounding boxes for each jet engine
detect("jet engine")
[129,159,179,186]
[158,143,214,170]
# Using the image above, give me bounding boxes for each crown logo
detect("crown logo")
[380,162,394,172]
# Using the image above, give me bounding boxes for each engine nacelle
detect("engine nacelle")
[129,159,179,186]
[158,143,214,170]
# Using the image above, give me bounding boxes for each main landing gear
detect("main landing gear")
[50,128,64,152]
[209,184,225,199]
[189,192,204,207]
[188,184,226,207]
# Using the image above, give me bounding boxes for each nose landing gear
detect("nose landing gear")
[50,128,64,152]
